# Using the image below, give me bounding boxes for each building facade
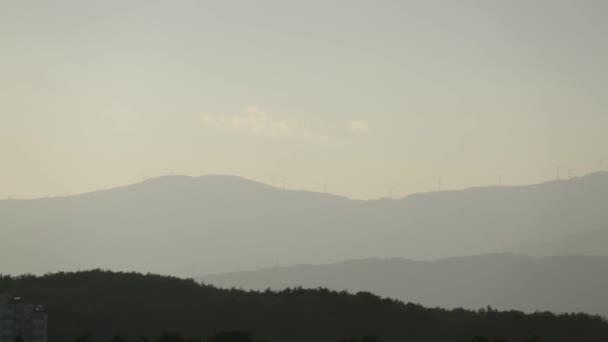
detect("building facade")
[0,296,47,342]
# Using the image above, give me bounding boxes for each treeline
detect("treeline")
[1,270,607,342]
[71,331,544,342]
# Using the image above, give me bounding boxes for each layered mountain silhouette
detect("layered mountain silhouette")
[201,254,608,317]
[1,172,607,276]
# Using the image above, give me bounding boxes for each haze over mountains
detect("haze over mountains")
[202,254,608,317]
[1,172,607,277]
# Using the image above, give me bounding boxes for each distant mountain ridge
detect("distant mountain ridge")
[201,253,608,317]
[1,172,607,276]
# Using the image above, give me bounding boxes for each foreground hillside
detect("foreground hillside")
[1,172,607,276]
[201,254,608,317]
[1,271,608,342]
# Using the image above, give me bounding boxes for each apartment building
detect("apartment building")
[0,295,47,342]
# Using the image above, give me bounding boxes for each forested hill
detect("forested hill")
[1,271,608,342]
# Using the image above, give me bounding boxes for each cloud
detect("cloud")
[230,107,295,137]
[200,107,341,145]
[346,120,370,135]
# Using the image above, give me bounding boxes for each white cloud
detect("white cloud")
[230,107,295,137]
[346,120,370,135]
[200,107,341,145]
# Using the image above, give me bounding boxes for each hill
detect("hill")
[2,270,608,342]
[1,172,607,276]
[519,228,608,257]
[201,254,608,317]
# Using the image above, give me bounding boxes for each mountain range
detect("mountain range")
[1,172,607,276]
[201,253,608,317]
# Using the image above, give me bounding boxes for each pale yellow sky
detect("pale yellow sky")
[1,0,607,199]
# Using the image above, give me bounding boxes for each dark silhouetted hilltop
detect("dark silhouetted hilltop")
[2,270,608,342]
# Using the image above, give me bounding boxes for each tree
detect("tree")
[110,334,128,342]
[208,331,253,342]
[75,333,95,342]
[337,336,379,342]
[157,333,184,342]
[522,336,542,342]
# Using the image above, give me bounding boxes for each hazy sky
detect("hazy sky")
[1,0,607,199]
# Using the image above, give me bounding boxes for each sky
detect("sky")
[1,0,607,200]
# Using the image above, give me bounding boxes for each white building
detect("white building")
[0,295,47,342]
